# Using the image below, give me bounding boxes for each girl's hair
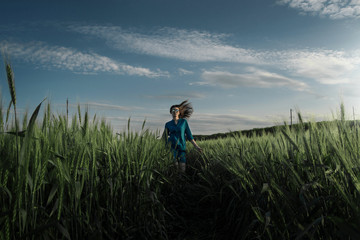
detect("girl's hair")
[170,100,193,119]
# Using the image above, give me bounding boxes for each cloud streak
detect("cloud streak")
[178,68,194,75]
[145,92,206,100]
[3,23,357,88]
[0,41,168,78]
[277,0,360,19]
[69,24,360,86]
[189,112,276,134]
[85,102,143,111]
[281,49,359,84]
[105,111,278,135]
[69,25,261,64]
[200,67,310,91]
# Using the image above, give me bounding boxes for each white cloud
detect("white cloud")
[145,92,205,100]
[69,24,360,86]
[69,25,261,64]
[86,102,143,111]
[277,0,360,19]
[200,67,310,91]
[0,41,168,78]
[189,82,212,86]
[277,49,360,84]
[106,110,278,135]
[191,113,272,126]
[178,68,194,75]
[189,112,276,134]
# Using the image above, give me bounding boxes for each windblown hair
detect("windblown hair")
[170,100,193,119]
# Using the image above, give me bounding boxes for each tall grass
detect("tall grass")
[186,110,360,239]
[0,63,173,239]
[0,99,173,239]
[1,62,360,239]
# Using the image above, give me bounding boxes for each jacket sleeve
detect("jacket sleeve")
[184,120,194,141]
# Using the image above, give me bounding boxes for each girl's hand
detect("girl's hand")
[195,145,203,153]
[190,139,202,153]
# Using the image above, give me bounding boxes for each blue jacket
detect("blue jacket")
[164,119,194,151]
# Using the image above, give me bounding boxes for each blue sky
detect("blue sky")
[1,0,360,135]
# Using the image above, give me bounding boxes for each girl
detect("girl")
[163,100,202,172]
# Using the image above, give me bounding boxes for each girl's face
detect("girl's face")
[171,107,180,119]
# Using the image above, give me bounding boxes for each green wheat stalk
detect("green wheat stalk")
[4,58,22,231]
[4,58,18,156]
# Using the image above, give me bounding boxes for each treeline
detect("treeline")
[194,120,360,141]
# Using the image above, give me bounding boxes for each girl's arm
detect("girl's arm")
[184,120,202,152]
[162,126,169,143]
[190,139,202,152]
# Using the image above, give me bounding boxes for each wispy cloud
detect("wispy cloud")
[54,102,143,115]
[192,113,273,126]
[145,92,205,100]
[105,111,279,135]
[277,0,360,19]
[199,67,310,91]
[178,68,194,75]
[189,112,276,134]
[269,49,353,87]
[189,82,212,87]
[85,102,143,111]
[0,41,168,77]
[69,25,261,64]
[68,24,360,86]
[275,49,360,85]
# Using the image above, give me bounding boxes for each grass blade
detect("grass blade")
[27,98,46,135]
[5,61,16,106]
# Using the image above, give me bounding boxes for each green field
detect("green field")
[1,63,360,239]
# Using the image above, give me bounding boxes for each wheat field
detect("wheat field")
[1,63,360,239]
